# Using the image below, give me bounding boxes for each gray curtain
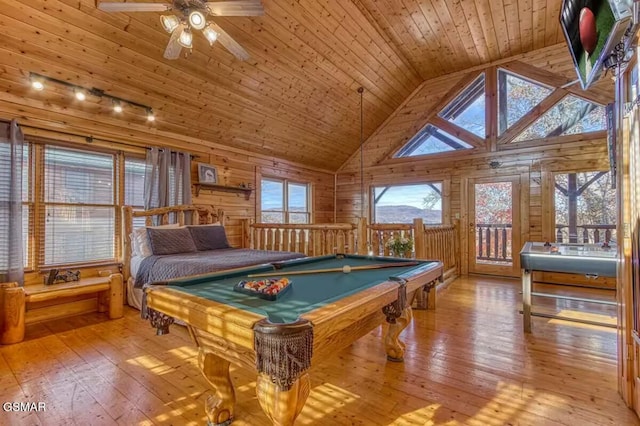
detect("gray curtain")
[144,147,192,221]
[0,120,24,285]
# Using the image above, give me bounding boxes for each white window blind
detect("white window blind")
[41,146,116,266]
[0,143,29,270]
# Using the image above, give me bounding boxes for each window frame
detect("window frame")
[259,177,312,224]
[371,182,444,225]
[38,144,118,268]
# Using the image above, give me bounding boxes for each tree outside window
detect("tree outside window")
[554,171,616,244]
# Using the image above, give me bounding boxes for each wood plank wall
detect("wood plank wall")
[336,43,615,284]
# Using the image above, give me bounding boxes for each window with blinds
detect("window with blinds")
[124,156,147,229]
[0,143,29,270]
[41,146,116,266]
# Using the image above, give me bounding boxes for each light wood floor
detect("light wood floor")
[1,276,638,426]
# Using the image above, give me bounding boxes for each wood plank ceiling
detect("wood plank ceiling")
[0,0,567,170]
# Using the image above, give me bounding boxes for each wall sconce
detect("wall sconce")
[29,72,156,122]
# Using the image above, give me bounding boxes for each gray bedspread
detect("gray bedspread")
[134,248,305,288]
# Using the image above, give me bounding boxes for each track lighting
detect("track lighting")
[28,72,156,123]
[30,76,44,91]
[74,89,86,101]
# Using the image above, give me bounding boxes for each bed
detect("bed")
[122,205,305,309]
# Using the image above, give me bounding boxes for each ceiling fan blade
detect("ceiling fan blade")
[97,2,171,12]
[205,1,264,16]
[206,22,250,60]
[164,23,185,60]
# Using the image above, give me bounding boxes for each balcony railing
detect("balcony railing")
[555,224,616,244]
[475,223,512,263]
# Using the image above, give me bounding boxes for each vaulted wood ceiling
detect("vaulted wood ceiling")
[0,1,573,170]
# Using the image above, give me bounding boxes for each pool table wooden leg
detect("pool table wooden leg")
[385,306,413,362]
[199,349,236,426]
[256,372,310,426]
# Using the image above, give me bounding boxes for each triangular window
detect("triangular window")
[498,69,553,135]
[438,73,485,138]
[394,124,473,158]
[513,95,606,142]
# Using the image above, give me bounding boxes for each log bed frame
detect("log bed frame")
[121,204,224,285]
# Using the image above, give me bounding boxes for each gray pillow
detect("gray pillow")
[188,225,231,251]
[147,227,197,255]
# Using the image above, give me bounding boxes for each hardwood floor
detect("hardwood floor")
[1,276,638,425]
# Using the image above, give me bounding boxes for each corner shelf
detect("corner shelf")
[194,183,253,200]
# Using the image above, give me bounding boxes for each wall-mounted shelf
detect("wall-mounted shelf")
[194,183,253,200]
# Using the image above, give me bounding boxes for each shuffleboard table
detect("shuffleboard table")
[143,254,443,425]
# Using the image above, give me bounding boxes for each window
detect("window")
[41,146,116,266]
[0,142,30,271]
[260,178,310,223]
[124,156,147,229]
[373,183,442,224]
[394,124,473,158]
[554,171,616,243]
[438,73,486,138]
[497,69,553,135]
[514,95,606,142]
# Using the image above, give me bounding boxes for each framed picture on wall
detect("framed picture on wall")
[198,163,218,184]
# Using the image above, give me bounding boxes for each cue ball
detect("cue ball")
[342,265,351,273]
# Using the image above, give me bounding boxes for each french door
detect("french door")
[468,176,521,277]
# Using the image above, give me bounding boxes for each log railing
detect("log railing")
[241,221,357,256]
[366,218,459,283]
[240,217,459,285]
[555,224,616,244]
[475,223,512,262]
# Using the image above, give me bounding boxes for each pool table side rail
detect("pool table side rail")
[145,286,264,346]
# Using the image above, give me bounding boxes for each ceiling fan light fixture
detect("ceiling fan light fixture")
[160,14,180,33]
[202,25,218,45]
[177,27,193,48]
[188,10,206,30]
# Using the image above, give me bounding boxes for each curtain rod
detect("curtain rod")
[0,119,197,158]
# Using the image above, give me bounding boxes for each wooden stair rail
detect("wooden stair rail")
[240,220,358,256]
[366,218,459,284]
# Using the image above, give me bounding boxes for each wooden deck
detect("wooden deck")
[0,276,637,425]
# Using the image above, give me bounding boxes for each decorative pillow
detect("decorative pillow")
[188,224,231,251]
[130,223,180,258]
[147,227,198,255]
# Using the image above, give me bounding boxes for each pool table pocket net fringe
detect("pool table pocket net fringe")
[254,319,314,391]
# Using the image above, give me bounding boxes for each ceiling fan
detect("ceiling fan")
[97,0,263,60]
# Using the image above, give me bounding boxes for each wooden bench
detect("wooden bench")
[0,273,123,344]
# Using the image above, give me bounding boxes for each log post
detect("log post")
[0,282,25,344]
[413,218,425,259]
[356,217,368,255]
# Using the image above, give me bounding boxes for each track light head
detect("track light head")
[146,109,156,122]
[74,89,86,101]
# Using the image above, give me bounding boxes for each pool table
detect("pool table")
[143,254,443,426]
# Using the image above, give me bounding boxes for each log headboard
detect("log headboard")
[121,204,224,282]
